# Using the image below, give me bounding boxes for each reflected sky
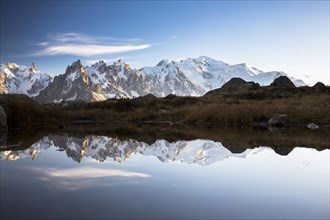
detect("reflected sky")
[1,135,329,220]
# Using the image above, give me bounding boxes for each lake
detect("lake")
[1,126,329,219]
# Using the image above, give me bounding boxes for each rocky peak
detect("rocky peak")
[113,59,124,66]
[156,59,170,67]
[29,63,38,72]
[91,60,107,71]
[112,59,130,72]
[66,60,84,74]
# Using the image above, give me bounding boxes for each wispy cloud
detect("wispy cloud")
[169,35,179,40]
[35,33,151,57]
[29,167,150,191]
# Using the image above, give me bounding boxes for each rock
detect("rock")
[267,113,288,126]
[0,105,7,131]
[164,94,176,99]
[219,78,260,93]
[29,63,38,72]
[270,76,295,88]
[205,77,260,95]
[307,123,319,129]
[267,126,287,135]
[312,82,328,92]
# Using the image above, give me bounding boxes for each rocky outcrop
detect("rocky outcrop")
[204,77,260,96]
[270,76,295,88]
[219,78,260,93]
[267,113,288,126]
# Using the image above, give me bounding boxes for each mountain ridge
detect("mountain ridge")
[1,56,311,103]
[0,62,52,96]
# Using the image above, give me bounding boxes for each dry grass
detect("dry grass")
[1,88,330,129]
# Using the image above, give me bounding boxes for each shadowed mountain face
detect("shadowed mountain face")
[2,56,309,103]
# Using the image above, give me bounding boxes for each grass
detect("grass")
[1,85,330,129]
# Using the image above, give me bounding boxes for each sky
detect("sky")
[1,0,329,84]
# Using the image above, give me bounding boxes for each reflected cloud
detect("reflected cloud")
[35,167,150,178]
[29,167,150,191]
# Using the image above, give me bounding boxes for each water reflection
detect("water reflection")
[1,129,329,220]
[29,167,150,191]
[1,135,283,164]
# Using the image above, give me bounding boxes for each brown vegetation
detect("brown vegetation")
[0,83,330,129]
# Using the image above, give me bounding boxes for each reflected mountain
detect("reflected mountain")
[1,135,268,165]
[1,125,329,163]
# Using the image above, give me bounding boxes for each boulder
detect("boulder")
[220,78,260,93]
[270,76,295,88]
[307,123,319,129]
[267,113,288,126]
[0,105,7,131]
[312,82,328,92]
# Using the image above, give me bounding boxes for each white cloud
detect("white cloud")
[43,167,150,178]
[29,167,150,191]
[35,33,151,57]
[36,44,151,57]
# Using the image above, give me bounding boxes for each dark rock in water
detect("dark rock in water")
[0,105,7,131]
[267,126,287,135]
[270,76,295,88]
[307,123,319,129]
[267,113,288,126]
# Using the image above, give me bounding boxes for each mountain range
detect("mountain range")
[0,56,310,103]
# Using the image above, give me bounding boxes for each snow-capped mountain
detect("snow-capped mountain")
[35,59,150,103]
[0,63,52,96]
[3,56,310,102]
[0,135,267,165]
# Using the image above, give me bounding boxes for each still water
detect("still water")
[1,133,329,219]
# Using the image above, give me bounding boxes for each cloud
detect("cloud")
[36,44,150,57]
[35,33,151,57]
[29,167,150,191]
[169,35,179,40]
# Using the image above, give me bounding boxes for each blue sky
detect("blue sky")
[1,1,329,84]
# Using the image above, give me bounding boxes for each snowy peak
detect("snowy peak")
[65,59,84,74]
[5,62,19,70]
[0,62,52,96]
[156,59,171,67]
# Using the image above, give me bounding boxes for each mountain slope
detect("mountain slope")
[0,63,52,96]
